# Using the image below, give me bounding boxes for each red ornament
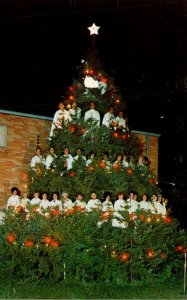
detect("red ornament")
[87,165,95,172]
[69,125,76,133]
[43,236,52,245]
[139,214,145,221]
[163,216,172,224]
[148,178,154,184]
[25,240,34,247]
[126,168,133,175]
[51,209,60,217]
[75,206,84,213]
[65,208,75,216]
[147,249,155,258]
[100,211,112,220]
[69,171,75,177]
[68,95,75,102]
[113,163,120,171]
[176,245,184,252]
[7,233,16,243]
[100,77,108,83]
[120,252,130,262]
[160,253,167,260]
[68,86,74,92]
[50,239,59,248]
[129,213,135,220]
[112,132,119,139]
[121,134,127,140]
[89,69,94,76]
[80,127,85,134]
[98,160,107,169]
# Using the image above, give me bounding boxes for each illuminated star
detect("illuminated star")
[88,23,100,35]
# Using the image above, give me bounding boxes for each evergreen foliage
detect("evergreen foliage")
[29,45,158,199]
[0,208,186,283]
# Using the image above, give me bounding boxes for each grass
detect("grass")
[0,277,186,299]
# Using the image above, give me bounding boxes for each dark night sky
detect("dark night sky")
[0,0,187,221]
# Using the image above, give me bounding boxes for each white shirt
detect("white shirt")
[86,158,95,167]
[112,212,128,228]
[102,200,113,211]
[50,109,72,137]
[50,199,61,208]
[139,200,150,211]
[74,200,87,209]
[126,200,139,213]
[114,199,126,211]
[6,195,20,208]
[73,155,86,162]
[84,109,100,127]
[122,160,129,168]
[69,107,81,120]
[115,116,126,129]
[102,112,115,127]
[40,199,51,210]
[20,198,30,207]
[61,199,74,211]
[30,198,41,206]
[30,155,45,168]
[86,199,102,212]
[153,200,165,215]
[63,154,74,170]
[45,154,57,169]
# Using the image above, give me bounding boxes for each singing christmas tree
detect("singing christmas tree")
[29,23,158,199]
[1,24,186,285]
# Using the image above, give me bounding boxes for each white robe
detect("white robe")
[50,109,72,137]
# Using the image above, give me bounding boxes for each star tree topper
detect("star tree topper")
[88,23,100,35]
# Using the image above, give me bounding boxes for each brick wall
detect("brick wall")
[0,110,160,207]
[0,111,52,207]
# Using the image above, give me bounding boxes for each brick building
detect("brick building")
[0,109,160,207]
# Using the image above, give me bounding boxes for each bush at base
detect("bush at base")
[0,208,186,284]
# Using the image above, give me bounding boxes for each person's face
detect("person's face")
[152,195,157,201]
[105,195,111,201]
[50,148,55,155]
[34,192,39,198]
[76,149,82,155]
[118,194,124,199]
[36,148,41,156]
[158,196,162,203]
[90,153,95,159]
[109,107,114,113]
[77,194,83,201]
[91,193,97,199]
[62,193,69,199]
[22,192,27,198]
[42,193,47,199]
[142,195,147,201]
[59,102,65,110]
[90,103,95,109]
[64,148,69,155]
[13,190,17,196]
[118,112,123,118]
[53,194,58,200]
[130,193,134,200]
[117,155,122,161]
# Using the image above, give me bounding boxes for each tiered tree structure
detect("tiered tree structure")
[29,25,158,199]
[0,24,186,284]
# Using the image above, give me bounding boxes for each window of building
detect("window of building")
[0,125,7,148]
